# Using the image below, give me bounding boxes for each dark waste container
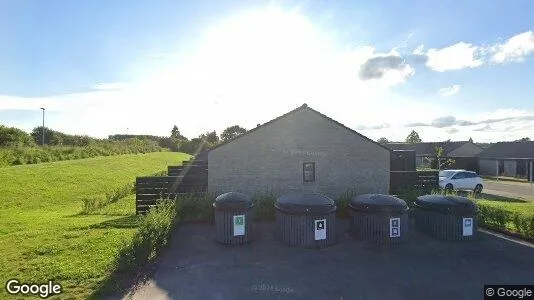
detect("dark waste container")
[213,192,254,245]
[349,194,409,243]
[414,195,478,241]
[275,193,337,248]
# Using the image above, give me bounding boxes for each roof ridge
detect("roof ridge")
[209,104,391,152]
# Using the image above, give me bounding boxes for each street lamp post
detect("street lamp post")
[40,107,45,146]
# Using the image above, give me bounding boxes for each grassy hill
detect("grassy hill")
[0,152,189,299]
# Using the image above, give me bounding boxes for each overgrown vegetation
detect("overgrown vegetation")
[175,193,216,222]
[116,200,177,271]
[0,138,165,167]
[335,190,357,219]
[473,198,534,240]
[0,122,250,167]
[81,170,168,214]
[168,191,278,222]
[0,152,189,299]
[81,183,135,214]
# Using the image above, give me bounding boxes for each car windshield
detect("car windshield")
[439,171,457,178]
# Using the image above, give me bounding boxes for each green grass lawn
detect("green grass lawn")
[472,194,534,237]
[483,176,532,185]
[0,152,189,299]
[475,198,534,216]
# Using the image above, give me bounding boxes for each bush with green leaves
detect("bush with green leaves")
[252,193,277,221]
[174,192,215,222]
[0,140,166,167]
[116,200,177,271]
[81,182,135,214]
[0,125,35,147]
[476,204,534,239]
[477,205,512,230]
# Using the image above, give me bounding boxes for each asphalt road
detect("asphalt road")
[124,220,534,300]
[484,180,534,200]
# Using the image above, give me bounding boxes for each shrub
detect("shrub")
[105,183,135,204]
[0,139,165,167]
[174,193,215,222]
[252,193,277,221]
[394,186,429,208]
[510,213,534,239]
[335,190,356,219]
[81,182,135,214]
[477,205,512,230]
[116,200,177,271]
[81,196,109,214]
[12,157,24,165]
[170,191,279,223]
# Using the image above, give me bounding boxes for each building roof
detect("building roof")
[386,141,471,156]
[209,103,391,153]
[477,141,534,159]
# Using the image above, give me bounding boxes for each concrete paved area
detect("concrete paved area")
[125,220,534,300]
[484,180,534,200]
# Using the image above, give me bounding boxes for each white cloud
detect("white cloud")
[415,30,534,72]
[491,30,534,63]
[1,7,429,139]
[437,85,461,97]
[375,108,534,142]
[424,42,483,72]
[92,82,129,91]
[1,8,532,144]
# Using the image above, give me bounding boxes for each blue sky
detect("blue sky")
[1,0,533,142]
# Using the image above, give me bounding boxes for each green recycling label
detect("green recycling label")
[233,215,245,236]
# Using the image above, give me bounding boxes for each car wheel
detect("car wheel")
[474,184,483,194]
[445,183,453,192]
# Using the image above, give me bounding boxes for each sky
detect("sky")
[1,0,533,142]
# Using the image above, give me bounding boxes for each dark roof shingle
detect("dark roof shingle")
[477,141,534,159]
[209,103,391,152]
[386,141,470,156]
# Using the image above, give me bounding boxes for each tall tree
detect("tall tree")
[0,125,35,147]
[377,137,389,145]
[515,137,531,142]
[221,125,247,142]
[170,125,185,139]
[405,130,422,144]
[201,131,219,144]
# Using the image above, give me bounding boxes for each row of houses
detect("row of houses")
[203,104,531,199]
[386,140,534,180]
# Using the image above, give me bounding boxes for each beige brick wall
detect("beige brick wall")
[208,108,390,199]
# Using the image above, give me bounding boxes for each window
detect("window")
[439,170,456,178]
[452,172,465,179]
[303,162,315,182]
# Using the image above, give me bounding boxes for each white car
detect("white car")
[438,169,484,193]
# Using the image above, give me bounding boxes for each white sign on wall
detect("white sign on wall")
[233,215,245,236]
[462,217,473,236]
[314,219,326,240]
[390,217,401,238]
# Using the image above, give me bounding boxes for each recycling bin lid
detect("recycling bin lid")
[213,192,254,210]
[349,194,408,213]
[275,193,336,214]
[415,195,477,214]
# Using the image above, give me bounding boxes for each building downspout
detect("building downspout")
[530,160,533,184]
[496,160,499,180]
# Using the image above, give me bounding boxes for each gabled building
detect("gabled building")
[478,141,534,180]
[208,104,391,198]
[386,141,483,169]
